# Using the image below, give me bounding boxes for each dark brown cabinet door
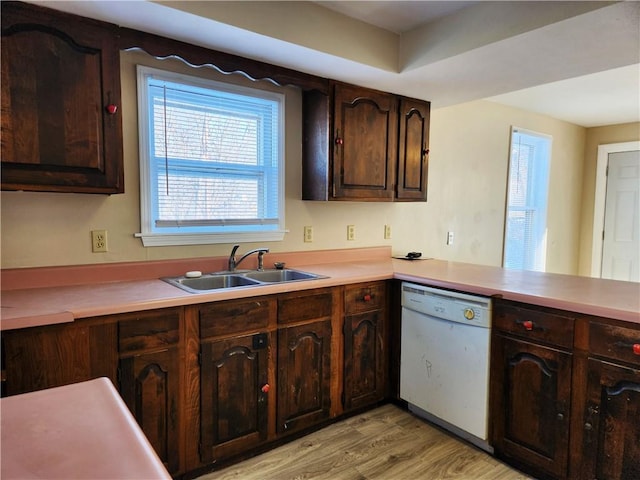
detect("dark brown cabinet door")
[277,320,331,434]
[492,334,572,479]
[396,98,430,201]
[344,311,385,410]
[2,321,118,396]
[200,333,269,463]
[119,348,180,474]
[1,1,123,193]
[332,83,397,200]
[576,359,640,480]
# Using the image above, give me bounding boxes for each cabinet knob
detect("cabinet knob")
[335,137,344,145]
[261,383,270,393]
[422,148,429,157]
[106,104,118,115]
[584,422,593,431]
[363,294,372,302]
[633,343,640,355]
[557,413,564,421]
[522,320,533,331]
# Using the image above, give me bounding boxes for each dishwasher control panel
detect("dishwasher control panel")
[401,283,492,328]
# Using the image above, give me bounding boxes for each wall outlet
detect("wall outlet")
[384,224,392,239]
[91,229,108,252]
[303,225,313,243]
[447,231,454,245]
[347,225,356,241]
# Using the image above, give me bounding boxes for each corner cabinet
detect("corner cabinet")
[1,1,124,194]
[302,81,430,202]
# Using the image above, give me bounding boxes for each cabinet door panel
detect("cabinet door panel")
[344,311,385,410]
[578,359,640,480]
[277,320,331,434]
[119,348,180,474]
[200,334,268,463]
[492,335,572,479]
[396,98,429,201]
[333,83,396,200]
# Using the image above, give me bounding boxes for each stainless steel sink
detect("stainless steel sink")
[243,269,321,283]
[163,268,325,293]
[164,273,260,293]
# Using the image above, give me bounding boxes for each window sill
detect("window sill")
[134,231,286,247]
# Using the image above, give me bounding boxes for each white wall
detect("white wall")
[1,51,587,275]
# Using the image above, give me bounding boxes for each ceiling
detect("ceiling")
[28,1,640,128]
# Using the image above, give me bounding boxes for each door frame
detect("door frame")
[590,141,640,277]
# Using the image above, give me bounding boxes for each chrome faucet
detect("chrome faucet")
[228,244,270,271]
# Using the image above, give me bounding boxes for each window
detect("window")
[136,65,285,246]
[503,128,552,271]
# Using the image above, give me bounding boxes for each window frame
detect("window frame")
[135,65,285,247]
[502,127,552,272]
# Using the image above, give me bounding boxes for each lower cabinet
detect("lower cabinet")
[491,335,572,479]
[1,282,392,478]
[117,309,182,475]
[197,296,276,465]
[576,359,640,479]
[492,300,640,480]
[571,320,640,480]
[491,300,575,479]
[343,281,387,411]
[276,288,335,434]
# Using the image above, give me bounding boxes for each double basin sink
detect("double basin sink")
[163,268,325,294]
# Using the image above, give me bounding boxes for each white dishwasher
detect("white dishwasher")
[400,282,492,452]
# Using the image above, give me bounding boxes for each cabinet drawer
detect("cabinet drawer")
[278,288,334,325]
[345,282,385,314]
[118,310,180,354]
[589,321,640,366]
[199,297,275,339]
[494,303,574,349]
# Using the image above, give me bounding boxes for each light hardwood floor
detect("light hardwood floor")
[198,404,529,480]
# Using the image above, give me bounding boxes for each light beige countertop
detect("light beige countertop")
[1,247,638,330]
[0,377,171,479]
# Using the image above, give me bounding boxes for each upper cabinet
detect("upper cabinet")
[396,98,430,201]
[302,81,430,202]
[1,1,124,194]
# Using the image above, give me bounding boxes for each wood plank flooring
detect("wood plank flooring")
[197,404,529,480]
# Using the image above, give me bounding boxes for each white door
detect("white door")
[601,150,640,282]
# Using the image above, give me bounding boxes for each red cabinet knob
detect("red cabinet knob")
[261,384,270,393]
[363,294,371,302]
[633,344,640,355]
[335,137,344,145]
[106,104,118,115]
[522,320,533,331]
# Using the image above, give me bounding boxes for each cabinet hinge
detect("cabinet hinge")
[198,352,202,366]
[341,392,345,407]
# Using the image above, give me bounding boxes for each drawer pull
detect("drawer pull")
[634,344,640,355]
[261,383,270,393]
[522,320,533,331]
[363,294,372,302]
